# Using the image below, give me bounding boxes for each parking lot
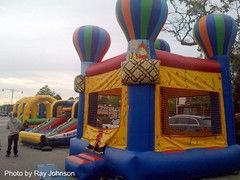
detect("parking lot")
[1,116,240,180]
[0,116,71,180]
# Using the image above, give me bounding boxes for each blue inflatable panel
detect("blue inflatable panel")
[39,103,46,118]
[214,55,236,145]
[127,85,155,151]
[37,164,67,180]
[77,93,85,138]
[66,100,74,107]
[65,153,105,180]
[69,138,88,155]
[68,139,240,179]
[104,145,240,180]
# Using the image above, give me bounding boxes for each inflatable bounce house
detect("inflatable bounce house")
[20,100,78,148]
[23,95,56,126]
[65,0,240,179]
[15,95,56,127]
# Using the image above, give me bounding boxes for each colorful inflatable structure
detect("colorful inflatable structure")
[23,95,56,126]
[14,97,32,119]
[15,95,56,127]
[19,100,78,148]
[65,0,240,179]
[13,97,31,116]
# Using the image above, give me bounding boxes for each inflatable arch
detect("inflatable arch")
[65,0,240,179]
[13,97,31,116]
[22,95,56,122]
[71,100,78,119]
[50,100,75,118]
[16,97,32,120]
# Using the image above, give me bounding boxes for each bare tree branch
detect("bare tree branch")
[164,0,239,50]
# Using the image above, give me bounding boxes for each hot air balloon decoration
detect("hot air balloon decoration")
[73,25,111,74]
[154,38,171,52]
[116,0,168,152]
[73,25,111,138]
[116,0,168,60]
[193,14,237,145]
[193,14,237,58]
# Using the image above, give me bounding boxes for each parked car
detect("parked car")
[0,112,8,117]
[169,114,211,133]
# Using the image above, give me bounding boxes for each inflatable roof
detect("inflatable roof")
[86,50,220,76]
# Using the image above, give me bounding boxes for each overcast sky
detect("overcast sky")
[0,0,199,105]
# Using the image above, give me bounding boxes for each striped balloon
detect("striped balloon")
[193,14,237,58]
[154,39,170,52]
[116,0,168,41]
[73,25,111,63]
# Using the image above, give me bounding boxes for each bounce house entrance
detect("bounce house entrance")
[85,88,121,152]
[161,88,222,137]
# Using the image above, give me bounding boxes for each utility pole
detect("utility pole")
[2,88,23,105]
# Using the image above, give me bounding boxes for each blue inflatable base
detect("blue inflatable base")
[65,155,105,180]
[68,138,240,180]
[69,137,89,155]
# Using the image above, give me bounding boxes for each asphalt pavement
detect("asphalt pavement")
[0,116,73,180]
[0,116,240,180]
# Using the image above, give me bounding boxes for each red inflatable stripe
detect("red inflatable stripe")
[76,153,103,161]
[65,155,91,165]
[86,50,220,76]
[61,124,77,134]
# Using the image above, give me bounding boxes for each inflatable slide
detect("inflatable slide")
[20,100,78,149]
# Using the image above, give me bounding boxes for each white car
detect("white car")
[169,115,211,132]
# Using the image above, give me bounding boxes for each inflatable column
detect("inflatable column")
[193,14,237,145]
[73,26,111,138]
[116,0,168,151]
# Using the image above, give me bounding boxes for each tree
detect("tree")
[234,66,240,113]
[165,0,239,48]
[98,95,120,107]
[164,0,240,112]
[36,85,62,100]
[0,104,13,114]
[54,94,62,100]
[68,97,74,100]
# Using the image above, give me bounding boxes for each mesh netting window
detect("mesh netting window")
[161,88,221,136]
[88,89,121,129]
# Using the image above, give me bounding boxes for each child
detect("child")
[6,112,22,157]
